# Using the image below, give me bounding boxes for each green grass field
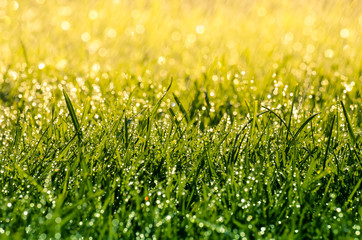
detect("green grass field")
[0,0,361,239]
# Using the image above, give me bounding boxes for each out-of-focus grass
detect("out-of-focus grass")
[0,0,361,239]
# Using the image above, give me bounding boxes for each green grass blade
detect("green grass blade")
[63,90,82,142]
[262,106,294,138]
[340,101,356,146]
[173,93,189,124]
[287,88,298,140]
[12,115,22,149]
[80,96,91,124]
[298,146,318,169]
[286,112,320,153]
[168,107,181,133]
[347,178,362,203]
[323,115,335,170]
[250,101,258,143]
[150,78,173,118]
[124,115,129,148]
[28,125,50,159]
[293,112,320,140]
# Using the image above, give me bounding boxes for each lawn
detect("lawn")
[0,0,361,239]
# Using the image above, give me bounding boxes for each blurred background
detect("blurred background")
[1,0,361,77]
[0,0,361,128]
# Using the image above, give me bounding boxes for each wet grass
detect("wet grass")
[0,0,362,239]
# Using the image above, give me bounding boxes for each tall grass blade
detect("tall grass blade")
[262,106,294,138]
[173,93,189,124]
[124,115,129,148]
[250,101,258,143]
[292,112,320,142]
[150,78,173,118]
[340,101,356,146]
[286,112,320,153]
[287,88,298,140]
[323,115,335,170]
[63,90,82,142]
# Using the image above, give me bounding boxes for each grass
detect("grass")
[0,0,361,239]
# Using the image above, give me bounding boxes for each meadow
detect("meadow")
[0,0,361,239]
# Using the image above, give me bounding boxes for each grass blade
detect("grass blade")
[323,115,335,170]
[262,106,294,138]
[340,101,356,146]
[63,90,82,142]
[173,93,189,124]
[287,88,298,140]
[286,112,320,153]
[347,178,362,203]
[292,112,320,141]
[150,78,173,118]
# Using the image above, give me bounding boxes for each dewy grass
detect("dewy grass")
[0,0,361,239]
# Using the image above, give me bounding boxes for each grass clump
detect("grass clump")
[0,0,361,239]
